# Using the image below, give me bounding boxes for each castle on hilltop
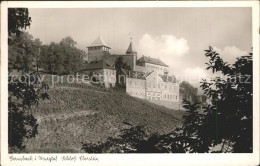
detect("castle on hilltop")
[81,36,180,109]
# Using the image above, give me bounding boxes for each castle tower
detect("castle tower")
[126,40,137,71]
[87,36,111,62]
[126,41,137,56]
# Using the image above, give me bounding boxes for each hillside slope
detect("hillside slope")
[24,85,185,153]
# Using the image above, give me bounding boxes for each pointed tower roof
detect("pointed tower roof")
[126,41,137,54]
[88,36,110,48]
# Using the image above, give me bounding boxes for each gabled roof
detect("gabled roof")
[88,36,110,48]
[81,59,114,70]
[136,56,169,67]
[126,41,136,54]
[126,70,147,80]
[159,74,178,83]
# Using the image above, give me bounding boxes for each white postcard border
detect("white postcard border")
[1,1,259,166]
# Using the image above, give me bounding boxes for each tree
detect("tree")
[8,32,41,73]
[82,123,162,153]
[8,8,49,152]
[179,81,199,103]
[115,57,131,87]
[38,37,85,75]
[199,46,252,152]
[8,8,31,37]
[8,73,49,151]
[60,37,85,75]
[60,36,77,48]
[168,47,252,153]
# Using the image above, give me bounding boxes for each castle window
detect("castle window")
[157,94,160,100]
[158,84,160,88]
[165,85,167,89]
[148,83,151,88]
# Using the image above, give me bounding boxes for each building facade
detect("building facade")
[83,36,180,109]
[80,59,116,88]
[126,71,179,109]
[136,56,169,75]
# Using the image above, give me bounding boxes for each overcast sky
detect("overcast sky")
[26,8,252,90]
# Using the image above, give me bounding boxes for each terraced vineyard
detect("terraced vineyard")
[24,83,185,153]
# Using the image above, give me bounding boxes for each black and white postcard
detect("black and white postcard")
[1,1,259,166]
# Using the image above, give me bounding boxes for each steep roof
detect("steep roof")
[136,56,169,67]
[127,70,178,83]
[88,36,110,48]
[81,59,114,70]
[159,74,178,83]
[126,70,147,80]
[126,41,137,54]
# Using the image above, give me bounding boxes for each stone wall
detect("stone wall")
[88,49,106,62]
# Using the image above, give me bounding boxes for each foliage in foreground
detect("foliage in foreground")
[8,8,50,152]
[8,73,49,151]
[82,46,252,153]
[179,81,199,103]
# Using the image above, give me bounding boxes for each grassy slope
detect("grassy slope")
[24,85,185,153]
